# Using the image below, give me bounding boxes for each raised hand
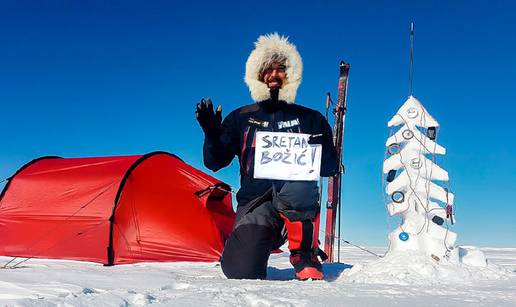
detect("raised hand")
[195,98,222,138]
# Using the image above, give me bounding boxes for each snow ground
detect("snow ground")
[0,247,515,306]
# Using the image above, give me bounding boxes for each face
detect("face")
[260,62,287,90]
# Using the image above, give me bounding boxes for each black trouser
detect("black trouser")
[220,181,319,279]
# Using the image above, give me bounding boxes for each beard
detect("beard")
[270,88,279,102]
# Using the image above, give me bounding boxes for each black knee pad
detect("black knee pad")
[221,224,277,279]
[273,181,319,221]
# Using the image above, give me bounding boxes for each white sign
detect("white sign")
[253,131,322,181]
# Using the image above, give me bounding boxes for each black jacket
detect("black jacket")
[203,99,338,205]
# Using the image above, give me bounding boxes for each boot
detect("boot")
[290,250,323,280]
[281,213,324,280]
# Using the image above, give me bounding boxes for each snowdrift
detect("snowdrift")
[0,152,235,265]
[342,247,512,285]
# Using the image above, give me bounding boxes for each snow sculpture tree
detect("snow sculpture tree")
[383,96,456,259]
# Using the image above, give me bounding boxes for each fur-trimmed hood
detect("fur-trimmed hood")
[244,33,302,104]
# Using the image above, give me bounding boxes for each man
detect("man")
[196,33,337,280]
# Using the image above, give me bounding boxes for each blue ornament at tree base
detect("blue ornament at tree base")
[399,232,409,241]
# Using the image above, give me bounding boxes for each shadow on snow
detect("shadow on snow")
[267,263,352,281]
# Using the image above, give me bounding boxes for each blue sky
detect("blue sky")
[1,1,515,247]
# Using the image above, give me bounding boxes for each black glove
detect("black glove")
[195,98,222,138]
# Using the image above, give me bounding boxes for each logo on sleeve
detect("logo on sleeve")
[248,118,269,128]
[277,118,300,130]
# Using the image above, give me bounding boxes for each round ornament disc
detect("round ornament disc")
[406,107,419,119]
[399,232,409,241]
[387,143,400,155]
[410,158,423,169]
[402,129,414,140]
[391,191,405,203]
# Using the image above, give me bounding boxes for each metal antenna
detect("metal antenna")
[408,21,415,97]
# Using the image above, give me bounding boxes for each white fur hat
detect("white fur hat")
[244,33,303,104]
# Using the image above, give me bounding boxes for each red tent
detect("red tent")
[0,152,235,265]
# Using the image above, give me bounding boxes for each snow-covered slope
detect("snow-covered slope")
[1,247,515,306]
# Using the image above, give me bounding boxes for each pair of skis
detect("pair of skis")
[323,61,350,263]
